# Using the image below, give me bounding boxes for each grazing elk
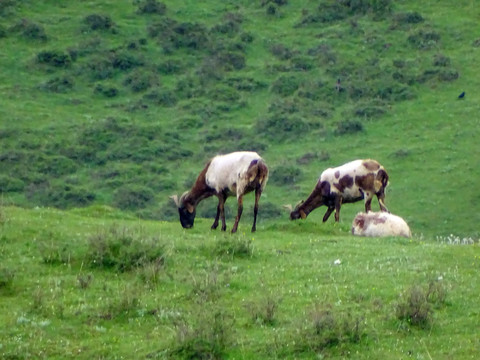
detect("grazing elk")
[290,159,389,223]
[171,151,269,233]
[352,212,411,238]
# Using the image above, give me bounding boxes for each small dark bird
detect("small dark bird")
[335,78,342,92]
[458,91,465,99]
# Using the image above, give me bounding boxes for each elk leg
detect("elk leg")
[323,207,334,222]
[232,195,244,233]
[212,193,227,231]
[251,187,262,232]
[334,196,343,222]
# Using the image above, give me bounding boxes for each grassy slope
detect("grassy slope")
[1,206,479,359]
[0,1,480,356]
[0,0,479,237]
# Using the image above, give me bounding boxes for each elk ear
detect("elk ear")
[169,195,180,207]
[300,210,307,219]
[186,202,195,214]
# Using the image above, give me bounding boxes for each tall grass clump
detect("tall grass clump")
[395,280,448,329]
[86,226,166,272]
[168,306,234,360]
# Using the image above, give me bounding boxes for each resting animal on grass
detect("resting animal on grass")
[351,212,411,238]
[289,159,389,223]
[171,151,269,233]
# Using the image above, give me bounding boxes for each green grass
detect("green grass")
[0,1,479,357]
[0,205,479,358]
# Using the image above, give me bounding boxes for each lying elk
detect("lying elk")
[288,159,389,223]
[171,151,269,233]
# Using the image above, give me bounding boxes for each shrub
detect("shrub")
[270,165,302,185]
[293,303,365,354]
[31,184,96,209]
[36,50,72,67]
[433,53,450,67]
[438,69,459,81]
[10,19,47,41]
[83,14,114,31]
[393,11,424,26]
[39,76,74,93]
[0,175,25,192]
[143,89,177,106]
[271,75,300,96]
[111,51,144,71]
[169,307,233,359]
[123,70,158,92]
[94,84,119,97]
[113,184,155,210]
[246,296,280,325]
[38,241,72,265]
[157,59,183,74]
[136,0,167,15]
[335,120,363,135]
[0,268,15,291]
[395,281,447,328]
[214,237,253,259]
[407,29,441,50]
[86,226,166,272]
[256,114,312,140]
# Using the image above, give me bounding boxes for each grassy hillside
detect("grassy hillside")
[1,0,479,237]
[1,205,479,359]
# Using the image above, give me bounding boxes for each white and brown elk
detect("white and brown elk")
[171,151,269,233]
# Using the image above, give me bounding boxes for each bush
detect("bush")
[94,84,119,97]
[36,50,72,67]
[83,14,114,31]
[271,75,300,96]
[396,281,447,328]
[433,54,450,67]
[270,165,302,185]
[86,226,166,272]
[136,0,167,15]
[113,184,155,210]
[0,268,15,291]
[10,19,47,41]
[407,30,441,50]
[40,76,74,93]
[0,175,25,192]
[27,183,96,209]
[169,307,233,359]
[335,120,363,135]
[123,70,158,92]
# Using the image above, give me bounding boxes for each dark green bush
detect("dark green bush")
[87,57,115,80]
[157,59,183,74]
[0,25,6,38]
[438,69,459,81]
[39,76,74,93]
[94,84,119,97]
[433,53,450,67]
[271,75,300,96]
[36,50,72,67]
[0,175,25,192]
[10,19,47,40]
[407,30,441,50]
[111,51,144,71]
[256,114,314,140]
[0,268,15,292]
[143,89,178,106]
[136,0,166,15]
[393,11,424,26]
[335,120,363,135]
[28,183,95,209]
[113,184,155,210]
[123,70,158,92]
[83,14,114,31]
[270,165,302,185]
